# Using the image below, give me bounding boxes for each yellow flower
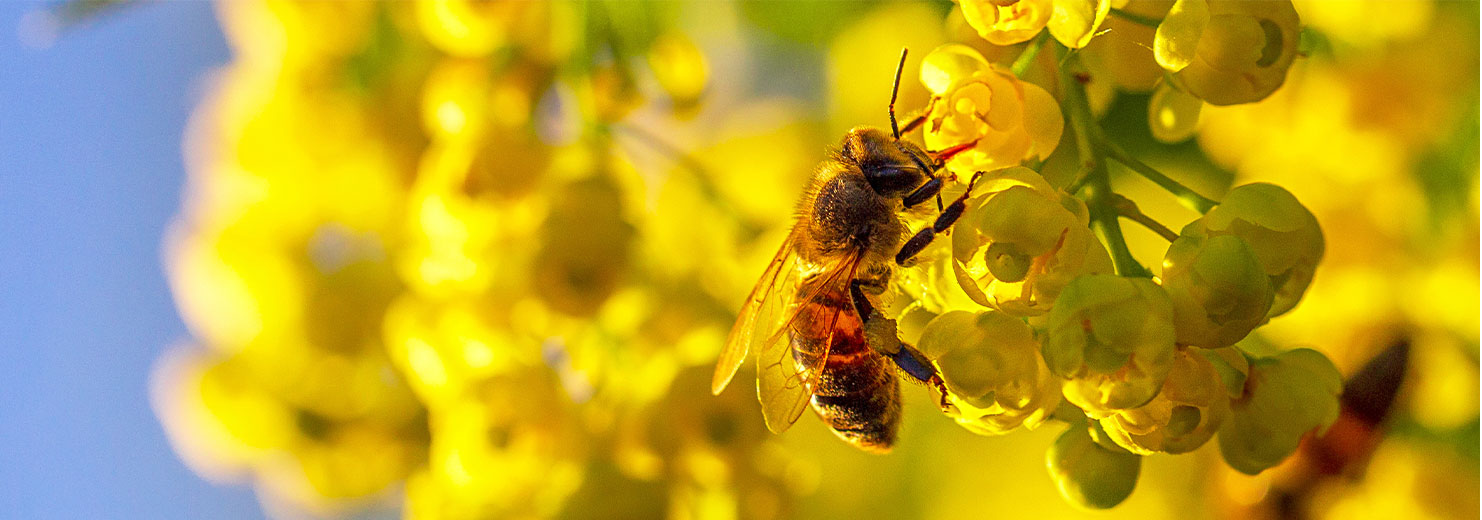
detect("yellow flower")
[407,370,587,519]
[958,0,1113,48]
[1153,0,1302,105]
[532,174,637,317]
[1186,183,1325,318]
[1046,425,1142,509]
[950,167,1112,317]
[959,0,1054,46]
[416,0,574,61]
[1042,275,1177,417]
[918,310,1063,435]
[919,44,1064,177]
[1099,347,1233,454]
[1219,348,1342,474]
[647,32,710,116]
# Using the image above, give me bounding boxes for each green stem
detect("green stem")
[1109,7,1162,29]
[1111,193,1180,242]
[1101,142,1219,213]
[1011,32,1048,78]
[1056,46,1152,279]
[1064,163,1095,195]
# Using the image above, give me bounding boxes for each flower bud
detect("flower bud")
[1218,348,1342,474]
[1099,347,1231,454]
[1161,233,1273,347]
[951,168,1112,317]
[1043,275,1177,416]
[1046,424,1142,509]
[919,45,1064,177]
[1185,183,1323,318]
[647,32,709,116]
[1148,80,1203,143]
[1153,0,1301,105]
[918,310,1061,434]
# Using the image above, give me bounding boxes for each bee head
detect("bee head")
[840,126,931,198]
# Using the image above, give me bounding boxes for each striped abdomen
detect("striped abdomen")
[789,288,902,453]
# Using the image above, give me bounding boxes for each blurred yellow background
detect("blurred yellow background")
[133,1,1479,519]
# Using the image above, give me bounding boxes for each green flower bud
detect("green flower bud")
[1198,346,1250,399]
[1186,183,1324,318]
[1046,424,1142,510]
[1148,80,1203,143]
[1043,275,1177,417]
[1100,348,1231,454]
[952,168,1113,317]
[918,310,1061,434]
[1161,233,1273,348]
[1218,348,1342,475]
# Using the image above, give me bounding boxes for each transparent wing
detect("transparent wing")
[755,251,863,434]
[712,233,800,395]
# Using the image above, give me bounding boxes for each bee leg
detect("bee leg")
[885,336,950,411]
[888,342,937,384]
[929,374,952,411]
[851,281,946,407]
[895,171,986,266]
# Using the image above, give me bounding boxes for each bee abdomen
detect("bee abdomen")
[811,349,901,453]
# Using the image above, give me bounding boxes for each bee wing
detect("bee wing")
[712,233,800,395]
[755,251,863,434]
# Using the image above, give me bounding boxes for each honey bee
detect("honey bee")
[711,50,982,452]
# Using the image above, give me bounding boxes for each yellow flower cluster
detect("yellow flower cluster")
[903,10,1357,507]
[154,1,788,518]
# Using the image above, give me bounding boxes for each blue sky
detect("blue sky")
[0,2,261,517]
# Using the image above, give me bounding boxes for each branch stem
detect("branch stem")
[1110,7,1162,28]
[1111,193,1180,242]
[1011,32,1049,78]
[1056,46,1152,278]
[1101,142,1219,214]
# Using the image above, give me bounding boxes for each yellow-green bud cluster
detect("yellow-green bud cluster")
[1098,347,1233,454]
[1043,275,1177,416]
[1183,183,1325,318]
[918,310,1061,435]
[1218,348,1342,475]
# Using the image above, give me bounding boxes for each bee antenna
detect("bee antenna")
[889,47,908,140]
